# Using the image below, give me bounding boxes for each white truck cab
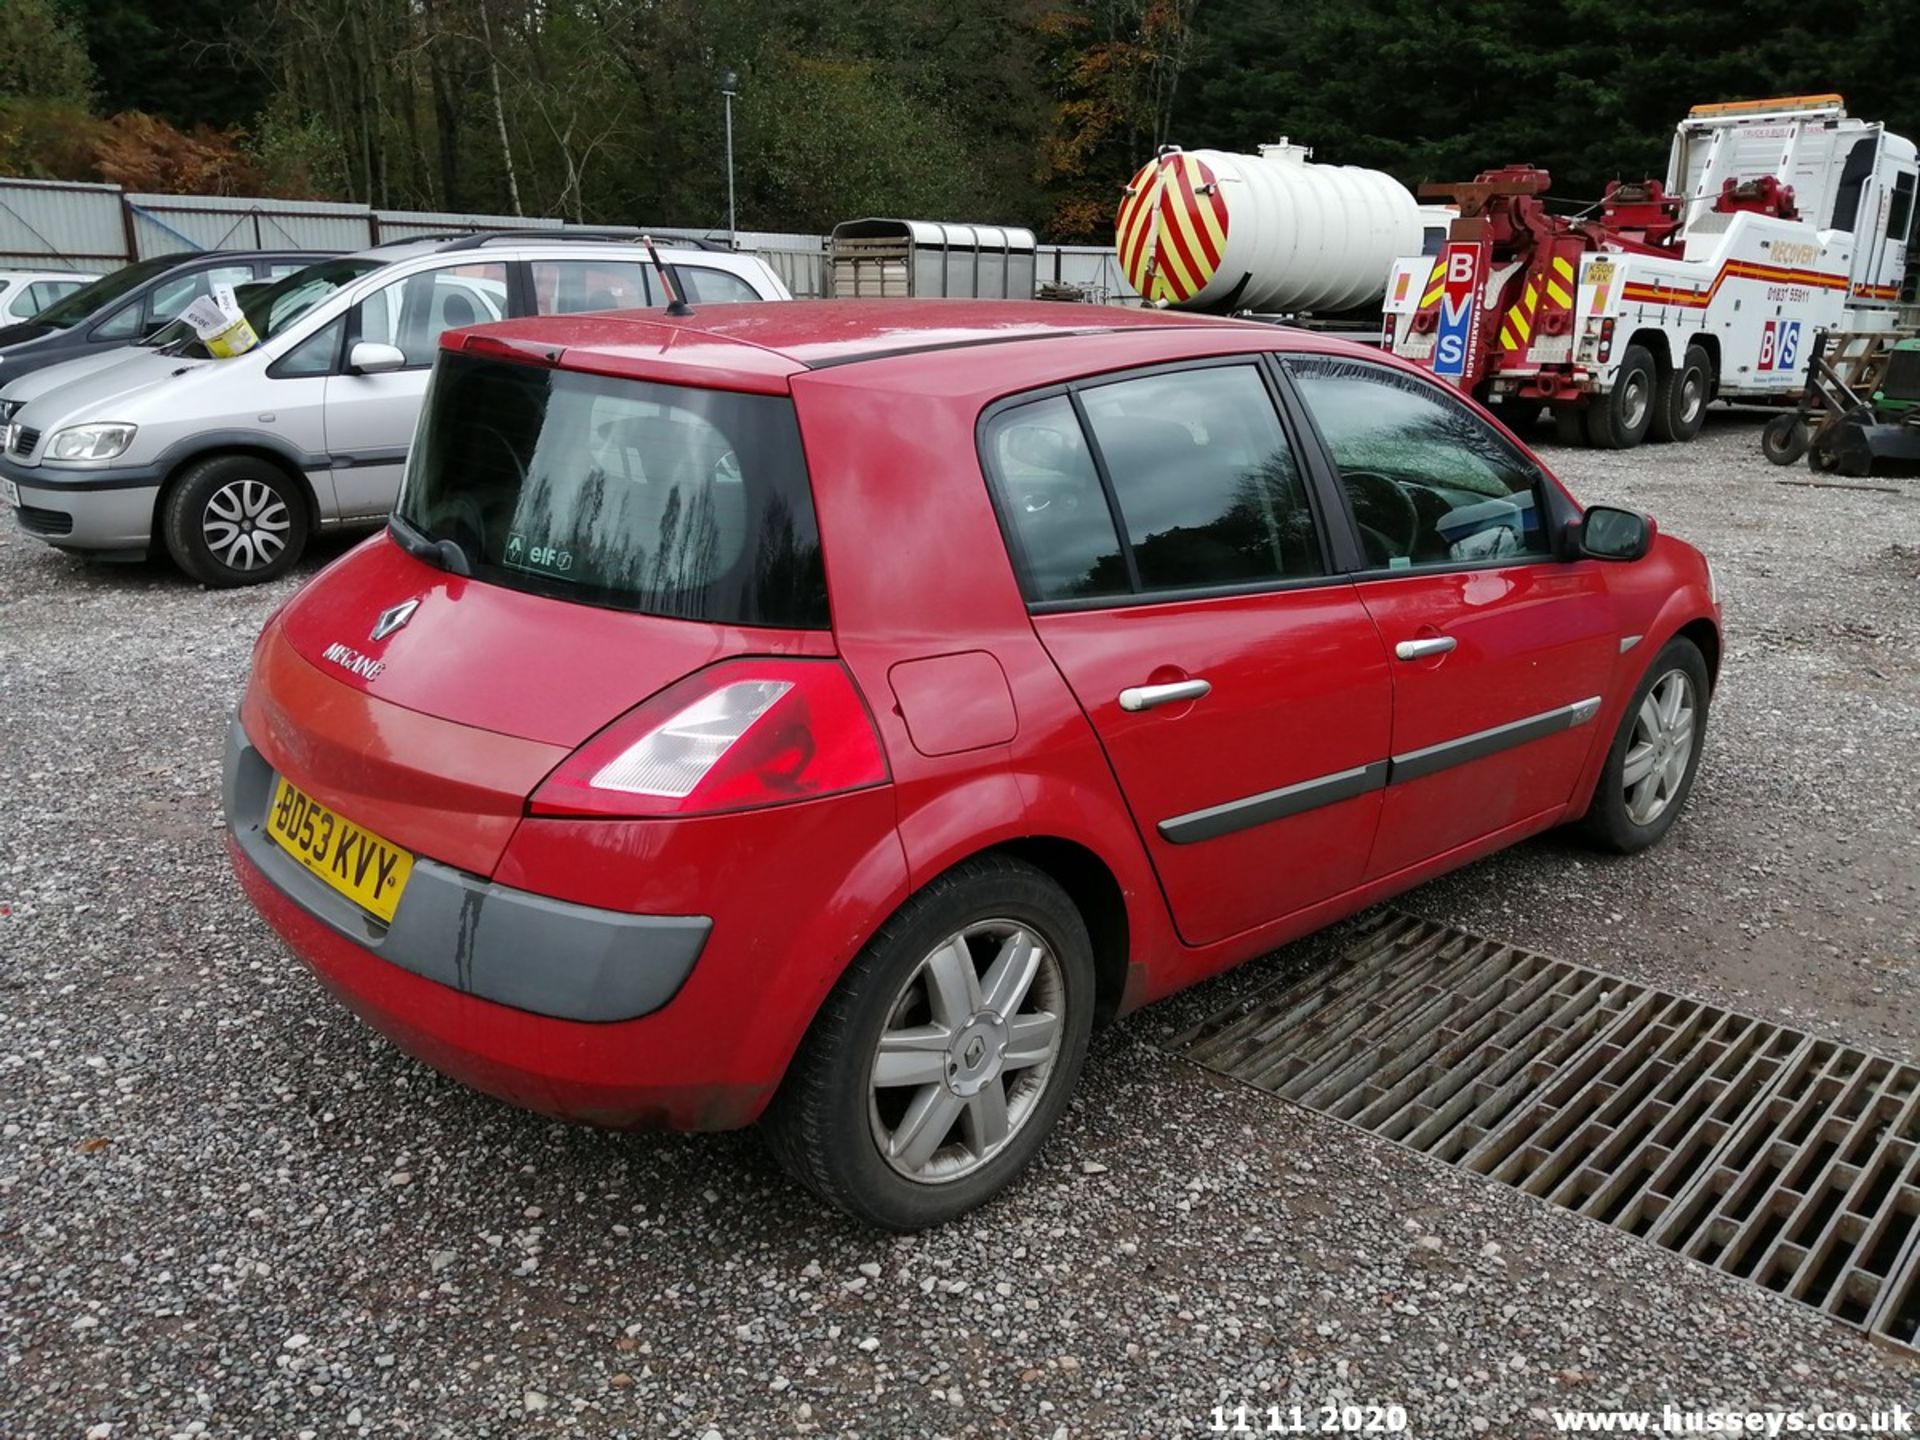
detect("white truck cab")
[1382,96,1918,448]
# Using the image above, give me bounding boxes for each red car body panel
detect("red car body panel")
[227,300,1722,1131]
[228,825,904,1129]
[1352,560,1620,878]
[242,624,569,877]
[1031,592,1393,946]
[274,536,836,749]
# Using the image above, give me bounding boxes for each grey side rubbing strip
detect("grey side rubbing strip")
[1390,696,1604,784]
[327,447,412,470]
[1159,761,1390,845]
[1620,634,1643,654]
[1152,697,1603,846]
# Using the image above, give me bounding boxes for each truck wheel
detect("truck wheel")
[1652,344,1710,443]
[1761,414,1811,465]
[162,455,310,587]
[1585,345,1656,450]
[1552,405,1587,445]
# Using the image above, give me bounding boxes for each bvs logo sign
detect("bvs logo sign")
[1434,242,1483,384]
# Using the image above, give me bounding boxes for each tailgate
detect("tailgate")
[240,624,568,878]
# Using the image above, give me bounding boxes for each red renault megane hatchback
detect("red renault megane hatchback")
[225,300,1720,1229]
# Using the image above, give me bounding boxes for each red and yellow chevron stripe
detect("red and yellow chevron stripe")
[1417,258,1445,312]
[1115,153,1230,305]
[1500,278,1541,351]
[1619,258,1848,311]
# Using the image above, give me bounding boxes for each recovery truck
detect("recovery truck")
[1381,95,1918,447]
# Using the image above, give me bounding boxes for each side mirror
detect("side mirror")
[348,341,407,375]
[1574,505,1655,562]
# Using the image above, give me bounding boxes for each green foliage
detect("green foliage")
[247,96,347,199]
[1176,0,1920,205]
[0,0,97,104]
[2,0,1916,242]
[0,98,105,180]
[740,49,991,231]
[68,0,270,128]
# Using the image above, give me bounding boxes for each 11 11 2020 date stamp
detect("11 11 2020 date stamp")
[1210,1402,1412,1434]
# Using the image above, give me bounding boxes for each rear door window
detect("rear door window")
[532,260,652,314]
[980,395,1129,603]
[396,353,829,626]
[27,281,76,312]
[678,266,762,304]
[983,363,1325,605]
[1078,365,1324,590]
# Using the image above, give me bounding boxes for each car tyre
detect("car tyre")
[762,854,1095,1231]
[1577,636,1710,854]
[1651,343,1710,443]
[162,455,309,587]
[1585,344,1657,450]
[1761,413,1811,465]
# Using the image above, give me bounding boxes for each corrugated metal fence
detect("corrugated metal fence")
[0,177,1137,303]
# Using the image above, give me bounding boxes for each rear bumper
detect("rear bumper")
[224,721,762,1130]
[228,834,767,1129]
[225,721,710,1023]
[224,713,915,1132]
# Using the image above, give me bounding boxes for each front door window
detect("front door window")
[1291,356,1549,571]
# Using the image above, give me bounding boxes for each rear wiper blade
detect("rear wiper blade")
[387,512,472,577]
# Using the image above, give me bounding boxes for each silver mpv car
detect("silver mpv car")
[0,232,790,585]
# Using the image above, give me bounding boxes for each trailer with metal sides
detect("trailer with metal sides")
[828,219,1037,300]
[1379,95,1918,447]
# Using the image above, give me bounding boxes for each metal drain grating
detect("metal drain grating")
[1170,912,1920,1349]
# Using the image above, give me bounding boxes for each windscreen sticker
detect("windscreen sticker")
[503,532,576,575]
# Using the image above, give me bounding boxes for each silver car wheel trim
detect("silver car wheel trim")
[1622,669,1697,827]
[867,919,1065,1184]
[203,479,291,571]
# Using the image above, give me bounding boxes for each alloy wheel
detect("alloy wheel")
[867,919,1065,1183]
[202,479,291,572]
[1623,669,1698,826]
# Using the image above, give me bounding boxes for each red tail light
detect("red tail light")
[529,659,890,819]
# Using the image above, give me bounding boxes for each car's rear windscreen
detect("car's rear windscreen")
[395,352,829,627]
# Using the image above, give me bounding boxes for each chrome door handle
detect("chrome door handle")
[1394,636,1458,661]
[1118,678,1212,712]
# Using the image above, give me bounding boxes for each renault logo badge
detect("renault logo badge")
[370,599,420,642]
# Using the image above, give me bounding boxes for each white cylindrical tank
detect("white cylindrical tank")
[1115,142,1422,313]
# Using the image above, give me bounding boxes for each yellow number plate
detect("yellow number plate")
[267,777,415,923]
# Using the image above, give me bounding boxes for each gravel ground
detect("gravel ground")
[2,415,1917,1438]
